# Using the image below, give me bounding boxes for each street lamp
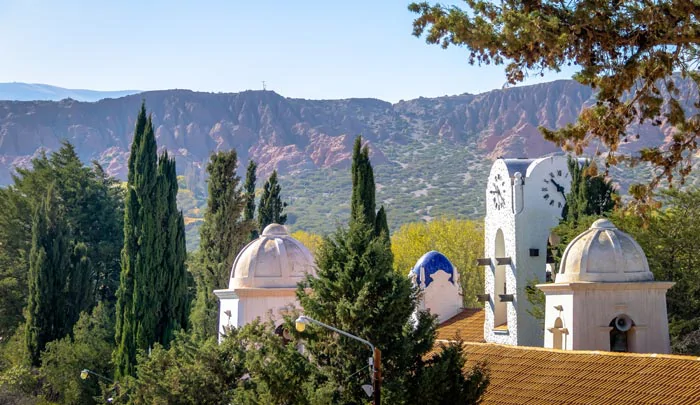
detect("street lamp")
[295,315,382,405]
[80,368,114,383]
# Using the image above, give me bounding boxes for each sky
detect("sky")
[0,0,578,102]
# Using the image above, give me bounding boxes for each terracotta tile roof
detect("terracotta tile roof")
[456,342,700,405]
[436,308,485,342]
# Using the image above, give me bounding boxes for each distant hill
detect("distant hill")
[0,79,695,249]
[0,82,140,102]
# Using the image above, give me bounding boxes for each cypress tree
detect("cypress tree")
[155,152,189,345]
[257,170,287,230]
[350,136,389,239]
[350,136,376,227]
[114,103,187,378]
[190,150,252,340]
[243,160,258,240]
[25,185,71,366]
[375,205,390,241]
[563,157,617,223]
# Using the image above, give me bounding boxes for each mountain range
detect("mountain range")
[0,83,140,102]
[0,79,693,247]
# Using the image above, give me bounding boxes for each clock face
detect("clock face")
[541,169,568,210]
[489,173,507,210]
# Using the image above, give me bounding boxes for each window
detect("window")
[494,229,507,329]
[609,315,634,352]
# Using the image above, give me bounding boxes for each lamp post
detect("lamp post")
[295,315,381,405]
[80,368,114,383]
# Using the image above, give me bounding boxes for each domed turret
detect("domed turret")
[229,223,316,289]
[556,218,653,283]
[410,251,456,287]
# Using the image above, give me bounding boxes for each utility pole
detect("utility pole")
[262,81,266,91]
[373,347,382,405]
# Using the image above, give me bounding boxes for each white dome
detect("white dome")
[229,224,317,289]
[556,218,653,283]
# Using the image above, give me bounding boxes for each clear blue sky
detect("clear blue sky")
[0,0,577,102]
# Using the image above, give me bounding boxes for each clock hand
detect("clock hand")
[550,178,565,195]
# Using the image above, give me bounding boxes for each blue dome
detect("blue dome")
[411,251,455,287]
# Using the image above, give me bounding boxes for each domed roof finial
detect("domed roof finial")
[556,218,653,283]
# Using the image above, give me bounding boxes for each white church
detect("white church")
[215,155,700,404]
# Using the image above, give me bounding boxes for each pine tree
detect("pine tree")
[114,103,188,378]
[243,160,258,240]
[295,139,479,403]
[190,150,252,340]
[257,170,287,230]
[25,185,71,366]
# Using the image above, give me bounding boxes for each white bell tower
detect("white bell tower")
[538,219,674,354]
[482,156,573,346]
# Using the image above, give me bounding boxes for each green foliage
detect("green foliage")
[257,170,287,230]
[614,189,700,355]
[114,103,189,378]
[563,157,617,223]
[0,143,123,342]
[25,185,81,367]
[0,364,45,405]
[40,303,115,405]
[415,341,489,405]
[297,139,488,403]
[127,333,243,405]
[190,150,253,341]
[243,160,258,240]
[391,219,485,308]
[350,136,376,227]
[409,0,700,202]
[126,319,316,405]
[298,221,434,403]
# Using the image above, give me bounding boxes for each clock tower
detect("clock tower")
[482,155,573,347]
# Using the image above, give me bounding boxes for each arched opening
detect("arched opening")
[552,317,564,350]
[494,229,507,329]
[546,232,561,281]
[609,315,634,352]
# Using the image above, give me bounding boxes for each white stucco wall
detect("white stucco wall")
[214,288,299,339]
[539,281,674,354]
[420,270,463,323]
[484,156,572,346]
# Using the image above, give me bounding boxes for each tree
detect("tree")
[563,157,617,223]
[257,170,287,230]
[350,136,376,227]
[154,152,189,346]
[40,302,116,405]
[391,218,485,308]
[297,140,488,403]
[350,136,390,240]
[0,143,123,341]
[25,185,72,367]
[613,189,700,355]
[114,103,188,378]
[409,1,700,204]
[190,150,253,340]
[415,340,489,405]
[290,230,323,257]
[243,160,258,240]
[126,319,317,405]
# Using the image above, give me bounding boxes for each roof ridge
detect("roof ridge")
[461,341,700,361]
